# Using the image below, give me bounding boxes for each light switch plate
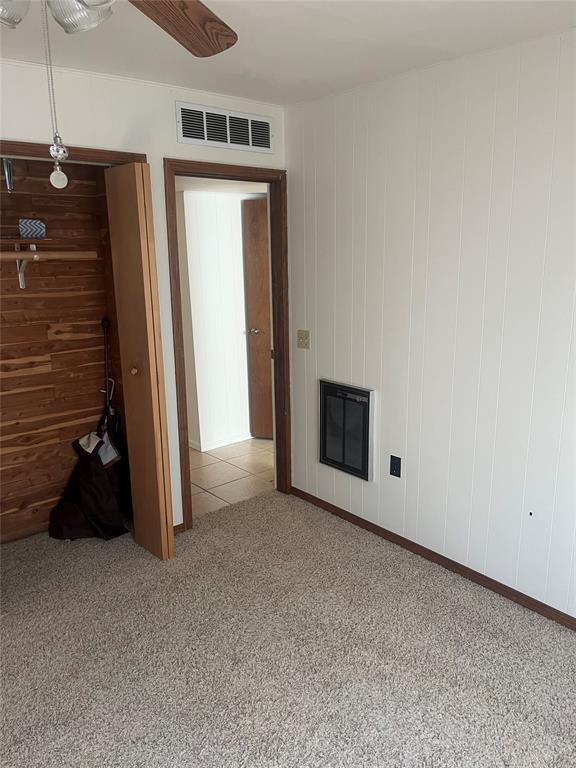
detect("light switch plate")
[297,329,310,349]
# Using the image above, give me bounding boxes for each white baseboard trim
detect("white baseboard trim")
[188,433,253,453]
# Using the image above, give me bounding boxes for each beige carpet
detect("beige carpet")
[2,492,575,768]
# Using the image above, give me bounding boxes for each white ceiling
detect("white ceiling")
[1,1,574,104]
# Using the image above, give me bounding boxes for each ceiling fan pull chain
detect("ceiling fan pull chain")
[41,0,69,189]
[41,0,58,138]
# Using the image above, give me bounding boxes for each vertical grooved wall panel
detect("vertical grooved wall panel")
[286,31,576,616]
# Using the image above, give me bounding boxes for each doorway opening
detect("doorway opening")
[0,141,174,559]
[164,160,290,531]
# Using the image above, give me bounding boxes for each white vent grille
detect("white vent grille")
[176,102,273,153]
[250,120,271,149]
[229,116,250,146]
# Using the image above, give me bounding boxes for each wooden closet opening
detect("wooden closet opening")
[1,143,174,559]
[1,157,121,541]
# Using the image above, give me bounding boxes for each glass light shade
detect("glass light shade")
[50,167,69,189]
[47,0,112,34]
[0,0,30,28]
[78,0,114,7]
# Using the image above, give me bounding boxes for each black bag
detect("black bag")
[49,317,132,541]
[97,407,133,530]
[49,433,129,541]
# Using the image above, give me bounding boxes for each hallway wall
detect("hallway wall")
[182,192,251,451]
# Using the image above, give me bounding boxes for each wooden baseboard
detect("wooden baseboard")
[174,522,186,535]
[291,487,575,632]
[0,519,49,544]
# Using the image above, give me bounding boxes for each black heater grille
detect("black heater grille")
[319,380,370,480]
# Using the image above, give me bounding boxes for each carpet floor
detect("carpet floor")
[1,492,575,768]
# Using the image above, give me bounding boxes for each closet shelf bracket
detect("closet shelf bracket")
[15,244,38,290]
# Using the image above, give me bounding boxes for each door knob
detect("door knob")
[130,366,139,376]
[248,328,261,336]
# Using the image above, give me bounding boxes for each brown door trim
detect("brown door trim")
[164,159,291,531]
[0,139,146,166]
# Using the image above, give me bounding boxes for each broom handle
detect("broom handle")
[102,317,111,409]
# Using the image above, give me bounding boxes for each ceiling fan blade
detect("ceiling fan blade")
[128,0,237,58]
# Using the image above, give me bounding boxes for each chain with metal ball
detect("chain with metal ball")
[41,0,69,189]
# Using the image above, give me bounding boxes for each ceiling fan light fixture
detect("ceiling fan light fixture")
[78,0,114,7]
[0,0,30,28]
[47,0,113,34]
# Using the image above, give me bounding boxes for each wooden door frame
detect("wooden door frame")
[0,140,146,166]
[164,159,291,531]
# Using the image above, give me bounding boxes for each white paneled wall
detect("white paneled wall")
[286,31,576,616]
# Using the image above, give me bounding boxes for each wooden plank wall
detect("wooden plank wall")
[1,159,122,542]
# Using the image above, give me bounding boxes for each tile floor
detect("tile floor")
[190,438,275,517]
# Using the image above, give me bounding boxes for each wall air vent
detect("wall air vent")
[180,108,205,140]
[176,102,273,153]
[229,116,250,146]
[205,112,228,143]
[319,380,372,481]
[250,120,271,149]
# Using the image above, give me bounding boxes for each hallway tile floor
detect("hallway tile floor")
[190,439,275,516]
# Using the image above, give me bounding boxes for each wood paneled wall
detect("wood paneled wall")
[1,159,121,541]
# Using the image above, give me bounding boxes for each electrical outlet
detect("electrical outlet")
[297,329,310,350]
[390,455,401,478]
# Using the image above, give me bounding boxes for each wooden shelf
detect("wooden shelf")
[0,250,99,262]
[0,238,57,246]
[0,238,97,248]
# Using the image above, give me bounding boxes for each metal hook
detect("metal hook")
[100,377,115,401]
[16,258,27,290]
[15,244,38,290]
[3,158,14,193]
